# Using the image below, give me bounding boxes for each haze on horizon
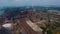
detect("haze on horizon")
[0,0,60,7]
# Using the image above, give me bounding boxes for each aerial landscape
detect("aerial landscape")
[0,0,60,34]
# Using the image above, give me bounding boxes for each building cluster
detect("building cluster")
[0,9,60,34]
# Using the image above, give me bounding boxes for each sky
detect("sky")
[0,0,60,7]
